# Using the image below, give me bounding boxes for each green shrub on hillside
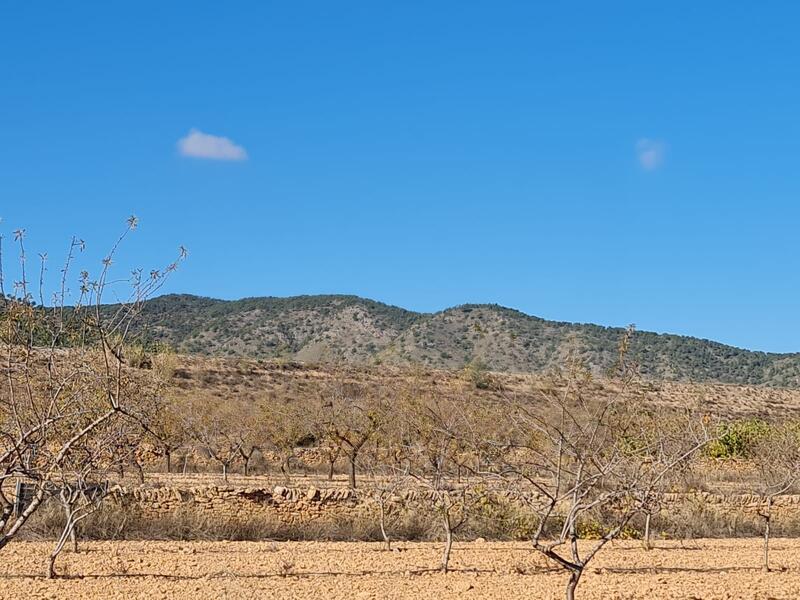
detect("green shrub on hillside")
[705,419,771,459]
[463,358,493,390]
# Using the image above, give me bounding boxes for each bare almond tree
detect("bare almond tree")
[320,443,342,482]
[182,396,248,481]
[0,218,184,552]
[236,401,262,477]
[749,423,800,572]
[260,395,310,484]
[317,379,387,489]
[132,360,186,475]
[361,425,409,551]
[488,333,710,600]
[399,386,478,572]
[45,412,143,578]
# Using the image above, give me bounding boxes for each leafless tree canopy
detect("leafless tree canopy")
[479,333,713,599]
[0,219,184,555]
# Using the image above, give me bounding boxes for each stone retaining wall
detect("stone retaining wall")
[113,485,368,523]
[108,485,800,524]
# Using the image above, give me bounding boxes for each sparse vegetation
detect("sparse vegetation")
[4,226,800,597]
[118,296,800,387]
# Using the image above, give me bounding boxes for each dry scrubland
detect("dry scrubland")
[10,355,800,598]
[7,272,800,600]
[135,293,800,388]
[10,222,800,600]
[171,355,800,420]
[4,539,800,600]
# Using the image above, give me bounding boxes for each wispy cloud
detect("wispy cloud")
[177,128,248,161]
[636,138,665,171]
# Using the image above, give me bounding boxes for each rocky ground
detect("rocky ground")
[2,539,799,599]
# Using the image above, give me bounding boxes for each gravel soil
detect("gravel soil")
[0,538,798,599]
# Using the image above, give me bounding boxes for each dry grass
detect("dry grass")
[170,355,800,420]
[19,502,440,543]
[20,490,800,546]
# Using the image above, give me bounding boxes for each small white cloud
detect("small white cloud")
[177,128,248,161]
[636,138,665,171]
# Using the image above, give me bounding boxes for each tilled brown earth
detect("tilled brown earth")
[1,539,798,599]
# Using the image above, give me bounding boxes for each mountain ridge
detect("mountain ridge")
[131,293,800,387]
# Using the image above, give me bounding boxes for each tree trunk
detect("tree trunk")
[327,459,335,481]
[348,454,357,489]
[222,463,228,482]
[165,449,172,474]
[565,568,583,600]
[243,455,251,476]
[65,504,78,553]
[643,513,652,551]
[135,460,145,484]
[379,496,391,551]
[46,553,57,579]
[441,509,453,573]
[280,456,291,484]
[48,511,75,579]
[0,489,45,552]
[763,496,773,572]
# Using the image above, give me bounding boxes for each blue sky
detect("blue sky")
[1,2,799,352]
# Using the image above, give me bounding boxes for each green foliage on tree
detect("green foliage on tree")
[705,419,771,459]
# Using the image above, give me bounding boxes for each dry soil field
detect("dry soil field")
[2,539,800,599]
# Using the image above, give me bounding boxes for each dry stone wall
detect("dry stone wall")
[660,491,800,517]
[111,485,409,524]
[108,484,800,524]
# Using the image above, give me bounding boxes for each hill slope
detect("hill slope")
[132,294,800,387]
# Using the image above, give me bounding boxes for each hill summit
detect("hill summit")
[133,294,800,387]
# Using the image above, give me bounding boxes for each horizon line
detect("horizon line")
[143,292,799,358]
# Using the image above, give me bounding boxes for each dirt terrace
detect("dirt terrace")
[2,539,799,599]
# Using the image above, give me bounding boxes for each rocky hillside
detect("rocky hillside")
[132,294,800,387]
